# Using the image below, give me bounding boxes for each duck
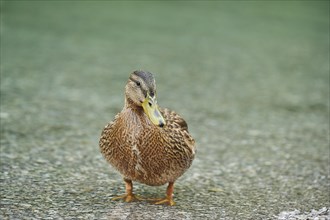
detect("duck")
[99,70,195,206]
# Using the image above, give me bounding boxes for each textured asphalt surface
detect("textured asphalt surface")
[1,1,329,219]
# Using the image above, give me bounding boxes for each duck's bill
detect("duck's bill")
[142,95,166,127]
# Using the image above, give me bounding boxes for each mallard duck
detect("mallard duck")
[99,70,195,206]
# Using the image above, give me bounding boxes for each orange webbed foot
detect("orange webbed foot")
[148,182,176,206]
[112,179,144,203]
[151,197,176,206]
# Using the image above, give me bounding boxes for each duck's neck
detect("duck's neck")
[123,96,151,127]
[124,97,143,112]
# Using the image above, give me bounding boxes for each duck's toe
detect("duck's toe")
[150,197,176,206]
[147,182,176,206]
[112,193,143,202]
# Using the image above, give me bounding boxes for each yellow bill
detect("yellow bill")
[142,94,166,127]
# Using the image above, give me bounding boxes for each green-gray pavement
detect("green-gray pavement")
[1,1,329,219]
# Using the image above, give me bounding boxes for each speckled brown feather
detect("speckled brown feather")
[99,99,195,186]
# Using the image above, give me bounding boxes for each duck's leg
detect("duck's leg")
[153,182,176,206]
[112,178,142,202]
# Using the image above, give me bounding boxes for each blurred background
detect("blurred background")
[1,1,329,219]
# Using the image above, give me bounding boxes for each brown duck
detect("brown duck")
[99,70,195,205]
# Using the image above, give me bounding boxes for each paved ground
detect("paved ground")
[1,1,329,219]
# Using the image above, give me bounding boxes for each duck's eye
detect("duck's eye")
[136,81,141,87]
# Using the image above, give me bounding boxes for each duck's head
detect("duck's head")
[125,70,166,127]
